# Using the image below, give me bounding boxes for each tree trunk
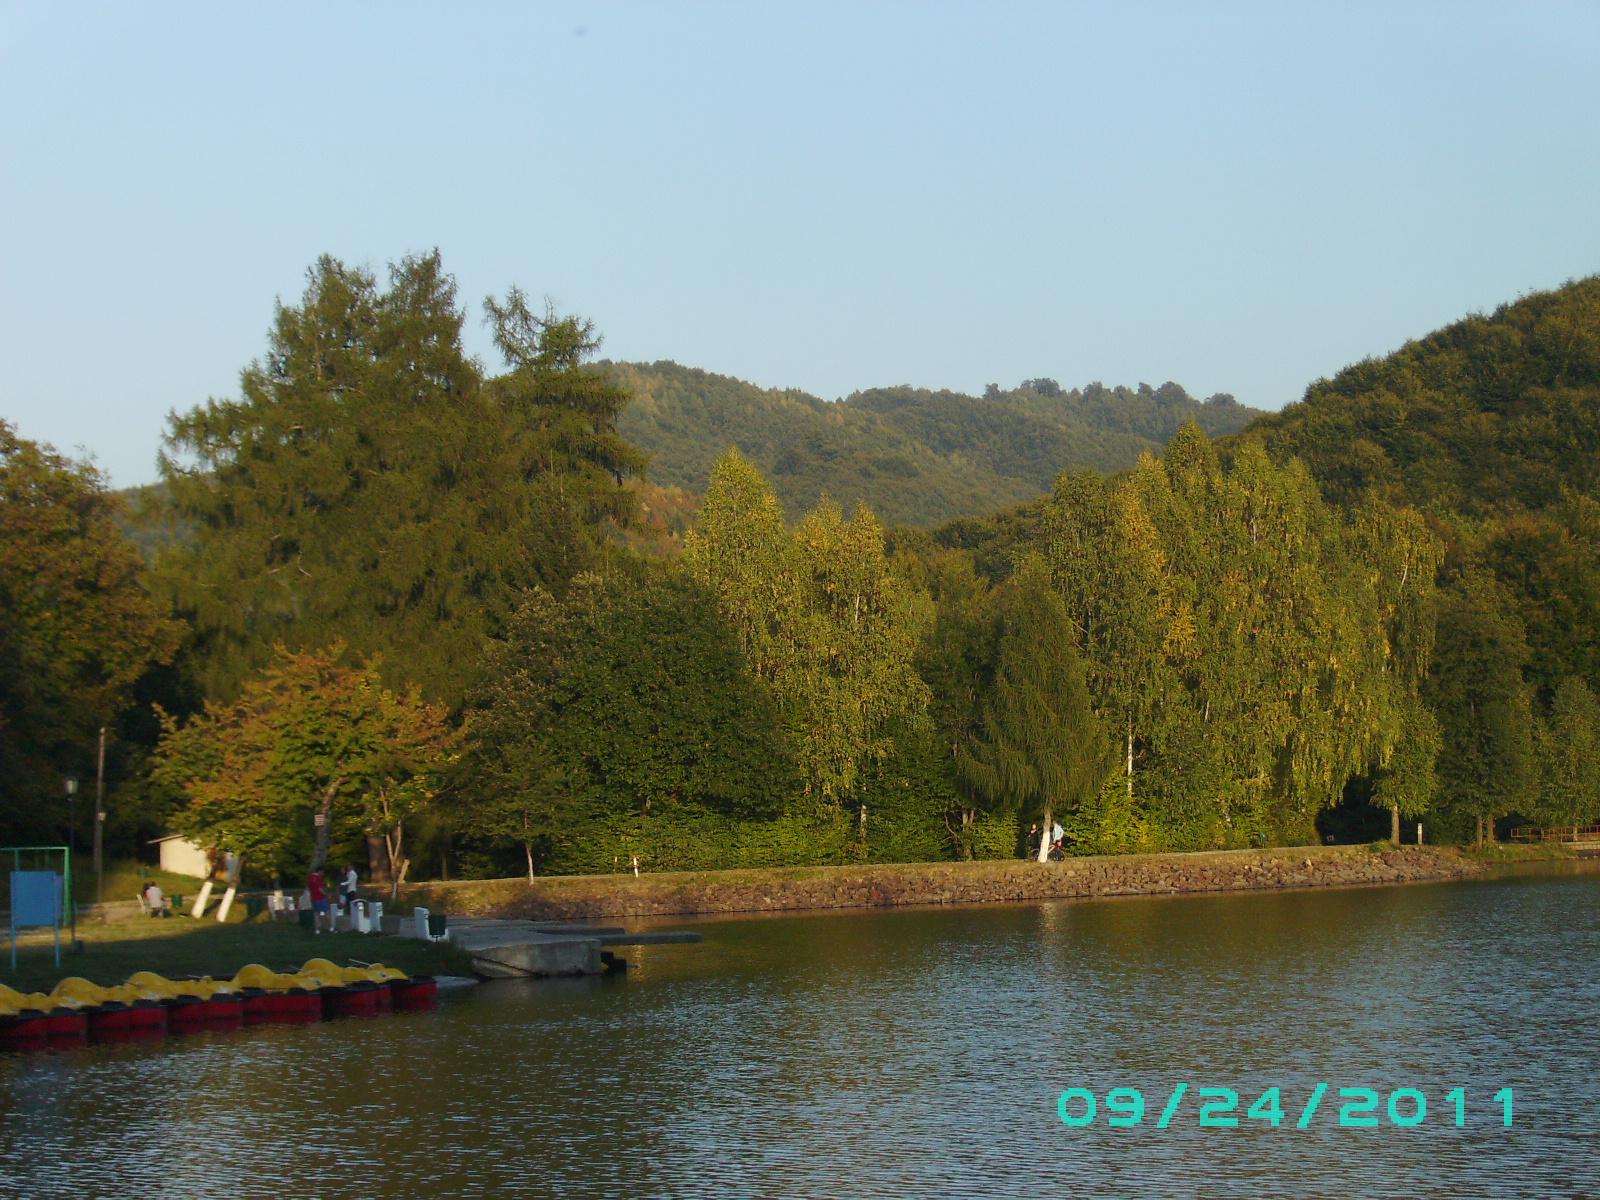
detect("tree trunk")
[385,821,408,903]
[1475,815,1483,848]
[1391,805,1400,844]
[1037,806,1052,863]
[308,779,341,873]
[1126,722,1134,798]
[525,843,535,884]
[367,834,392,885]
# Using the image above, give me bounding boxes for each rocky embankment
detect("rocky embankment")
[401,844,1481,922]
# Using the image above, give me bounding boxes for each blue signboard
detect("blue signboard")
[9,870,62,968]
[12,871,60,925]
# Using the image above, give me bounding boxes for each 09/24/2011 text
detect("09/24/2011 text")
[1056,1085,1513,1130]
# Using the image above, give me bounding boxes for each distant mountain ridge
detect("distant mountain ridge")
[609,361,1261,527]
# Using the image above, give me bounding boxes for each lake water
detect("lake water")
[3,864,1597,1199]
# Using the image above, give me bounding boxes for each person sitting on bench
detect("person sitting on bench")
[142,882,171,917]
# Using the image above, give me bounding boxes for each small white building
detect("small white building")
[150,835,210,879]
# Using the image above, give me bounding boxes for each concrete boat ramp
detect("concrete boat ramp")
[444,918,703,978]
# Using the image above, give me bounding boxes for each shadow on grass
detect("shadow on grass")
[2,917,474,994]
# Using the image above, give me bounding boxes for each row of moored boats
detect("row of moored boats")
[0,959,438,1051]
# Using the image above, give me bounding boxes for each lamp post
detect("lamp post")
[94,727,105,904]
[64,776,78,851]
[63,776,79,946]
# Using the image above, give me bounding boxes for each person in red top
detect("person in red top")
[307,869,331,933]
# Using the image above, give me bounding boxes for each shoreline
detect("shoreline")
[398,844,1483,923]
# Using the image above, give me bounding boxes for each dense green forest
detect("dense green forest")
[613,361,1260,527]
[5,255,1598,887]
[1230,277,1600,842]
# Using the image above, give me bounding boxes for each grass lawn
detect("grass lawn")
[0,857,209,908]
[1,916,474,995]
[71,860,209,907]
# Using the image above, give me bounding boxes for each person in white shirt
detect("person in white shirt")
[340,865,359,908]
[144,882,170,917]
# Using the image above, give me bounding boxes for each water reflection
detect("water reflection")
[2,868,1596,1198]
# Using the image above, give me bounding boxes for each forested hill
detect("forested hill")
[610,360,1260,527]
[1236,276,1600,516]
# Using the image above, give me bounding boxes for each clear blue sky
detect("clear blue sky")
[3,2,1598,487]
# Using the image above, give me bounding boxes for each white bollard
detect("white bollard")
[369,900,384,933]
[414,907,430,939]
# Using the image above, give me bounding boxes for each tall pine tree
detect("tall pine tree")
[153,253,642,706]
[959,555,1108,860]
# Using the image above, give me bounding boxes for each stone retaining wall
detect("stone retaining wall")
[400,844,1481,922]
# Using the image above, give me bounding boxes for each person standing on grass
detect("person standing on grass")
[307,868,330,933]
[340,864,358,909]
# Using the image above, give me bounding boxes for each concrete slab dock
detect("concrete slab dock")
[438,918,703,978]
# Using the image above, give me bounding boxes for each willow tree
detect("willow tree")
[959,556,1108,860]
[1045,468,1187,809]
[1354,499,1445,841]
[1534,676,1600,828]
[1041,423,1440,849]
[686,450,933,833]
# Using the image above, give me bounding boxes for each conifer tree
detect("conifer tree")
[481,288,648,528]
[154,253,641,706]
[900,546,1002,857]
[959,555,1108,860]
[1426,573,1537,844]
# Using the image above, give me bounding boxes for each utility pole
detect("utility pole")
[94,726,106,903]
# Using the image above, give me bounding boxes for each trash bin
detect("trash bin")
[426,911,448,939]
[297,908,314,932]
[246,896,267,921]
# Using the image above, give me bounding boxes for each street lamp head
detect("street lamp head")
[64,776,78,796]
